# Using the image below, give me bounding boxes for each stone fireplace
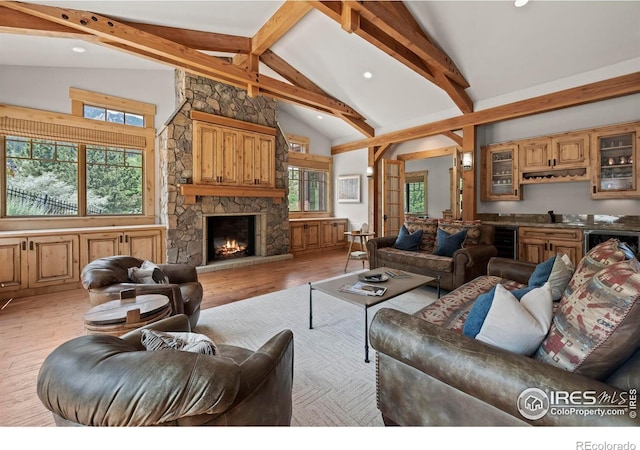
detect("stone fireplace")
[158,70,290,267]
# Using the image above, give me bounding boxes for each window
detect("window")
[3,137,144,217]
[405,171,428,214]
[286,133,310,153]
[83,105,144,127]
[287,151,332,217]
[0,92,155,225]
[288,167,328,212]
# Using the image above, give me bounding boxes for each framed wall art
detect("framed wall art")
[337,174,361,203]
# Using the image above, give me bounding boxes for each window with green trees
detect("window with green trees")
[288,166,328,212]
[4,135,143,217]
[405,171,428,214]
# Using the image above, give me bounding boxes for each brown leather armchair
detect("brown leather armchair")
[81,256,203,328]
[37,314,294,426]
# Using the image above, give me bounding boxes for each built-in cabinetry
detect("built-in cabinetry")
[180,111,286,204]
[519,132,590,183]
[290,218,348,254]
[518,226,583,268]
[0,225,166,301]
[482,121,638,200]
[481,143,521,201]
[591,123,639,199]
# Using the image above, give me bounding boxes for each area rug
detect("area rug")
[194,273,439,426]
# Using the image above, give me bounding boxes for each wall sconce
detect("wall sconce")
[366,166,374,178]
[462,152,473,171]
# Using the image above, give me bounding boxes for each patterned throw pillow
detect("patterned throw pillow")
[535,259,640,380]
[404,217,438,253]
[563,238,628,300]
[140,329,219,355]
[437,219,482,247]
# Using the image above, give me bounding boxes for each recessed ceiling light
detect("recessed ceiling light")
[514,0,529,7]
[317,115,323,120]
[363,71,373,79]
[72,46,86,53]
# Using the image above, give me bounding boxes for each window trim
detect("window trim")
[69,87,156,129]
[285,133,310,154]
[0,103,156,231]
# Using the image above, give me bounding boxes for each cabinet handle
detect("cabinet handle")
[29,241,34,251]
[514,188,518,197]
[544,243,548,251]
[22,241,26,251]
[593,185,596,194]
[548,159,551,167]
[119,235,123,243]
[553,158,556,166]
[550,243,553,251]
[125,235,129,243]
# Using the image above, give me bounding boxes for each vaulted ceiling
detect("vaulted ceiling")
[1,1,639,149]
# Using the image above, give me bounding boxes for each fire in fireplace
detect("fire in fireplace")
[207,215,256,262]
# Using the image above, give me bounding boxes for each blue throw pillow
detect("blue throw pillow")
[393,225,423,251]
[463,285,536,338]
[433,228,467,257]
[528,255,556,287]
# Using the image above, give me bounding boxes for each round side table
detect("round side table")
[84,294,171,337]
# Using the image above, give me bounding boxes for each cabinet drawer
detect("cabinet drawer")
[518,226,582,242]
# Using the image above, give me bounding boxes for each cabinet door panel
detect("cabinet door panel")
[549,240,582,267]
[195,124,219,183]
[241,133,257,185]
[290,223,305,252]
[126,230,162,263]
[519,239,546,264]
[0,238,27,293]
[553,133,588,168]
[521,140,550,171]
[219,129,239,184]
[306,223,321,249]
[28,235,79,287]
[258,136,274,186]
[81,232,121,268]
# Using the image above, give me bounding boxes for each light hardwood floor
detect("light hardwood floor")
[0,248,354,426]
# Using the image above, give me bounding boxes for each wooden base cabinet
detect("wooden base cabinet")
[0,234,79,298]
[80,229,164,268]
[0,225,166,301]
[290,218,348,254]
[518,227,583,268]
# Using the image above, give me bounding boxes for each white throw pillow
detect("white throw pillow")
[140,329,218,355]
[475,282,553,355]
[547,253,574,301]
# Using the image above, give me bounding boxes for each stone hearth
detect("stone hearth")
[158,70,289,266]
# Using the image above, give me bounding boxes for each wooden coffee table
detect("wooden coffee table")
[84,294,171,337]
[309,267,436,363]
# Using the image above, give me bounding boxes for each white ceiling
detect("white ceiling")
[1,1,639,145]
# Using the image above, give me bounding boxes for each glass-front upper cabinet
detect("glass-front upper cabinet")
[591,124,639,199]
[481,143,522,201]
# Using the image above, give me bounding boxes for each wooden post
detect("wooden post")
[462,125,477,220]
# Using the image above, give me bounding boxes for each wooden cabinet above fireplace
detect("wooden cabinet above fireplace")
[182,111,285,203]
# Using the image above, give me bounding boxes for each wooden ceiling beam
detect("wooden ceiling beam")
[444,131,463,146]
[0,5,251,53]
[349,1,468,89]
[260,49,374,137]
[2,2,361,119]
[331,72,640,153]
[251,1,313,55]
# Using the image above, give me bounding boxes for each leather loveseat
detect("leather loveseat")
[370,244,640,426]
[367,218,497,291]
[37,314,294,426]
[81,256,203,328]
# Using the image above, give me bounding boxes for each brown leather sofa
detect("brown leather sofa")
[370,257,639,426]
[81,256,203,328]
[367,223,497,291]
[37,314,294,426]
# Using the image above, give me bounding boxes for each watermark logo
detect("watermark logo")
[517,387,637,420]
[517,387,550,420]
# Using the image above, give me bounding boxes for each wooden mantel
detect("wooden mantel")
[179,184,285,204]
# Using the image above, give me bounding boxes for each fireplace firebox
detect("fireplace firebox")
[207,215,256,262]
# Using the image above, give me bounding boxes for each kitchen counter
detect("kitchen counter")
[483,221,640,232]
